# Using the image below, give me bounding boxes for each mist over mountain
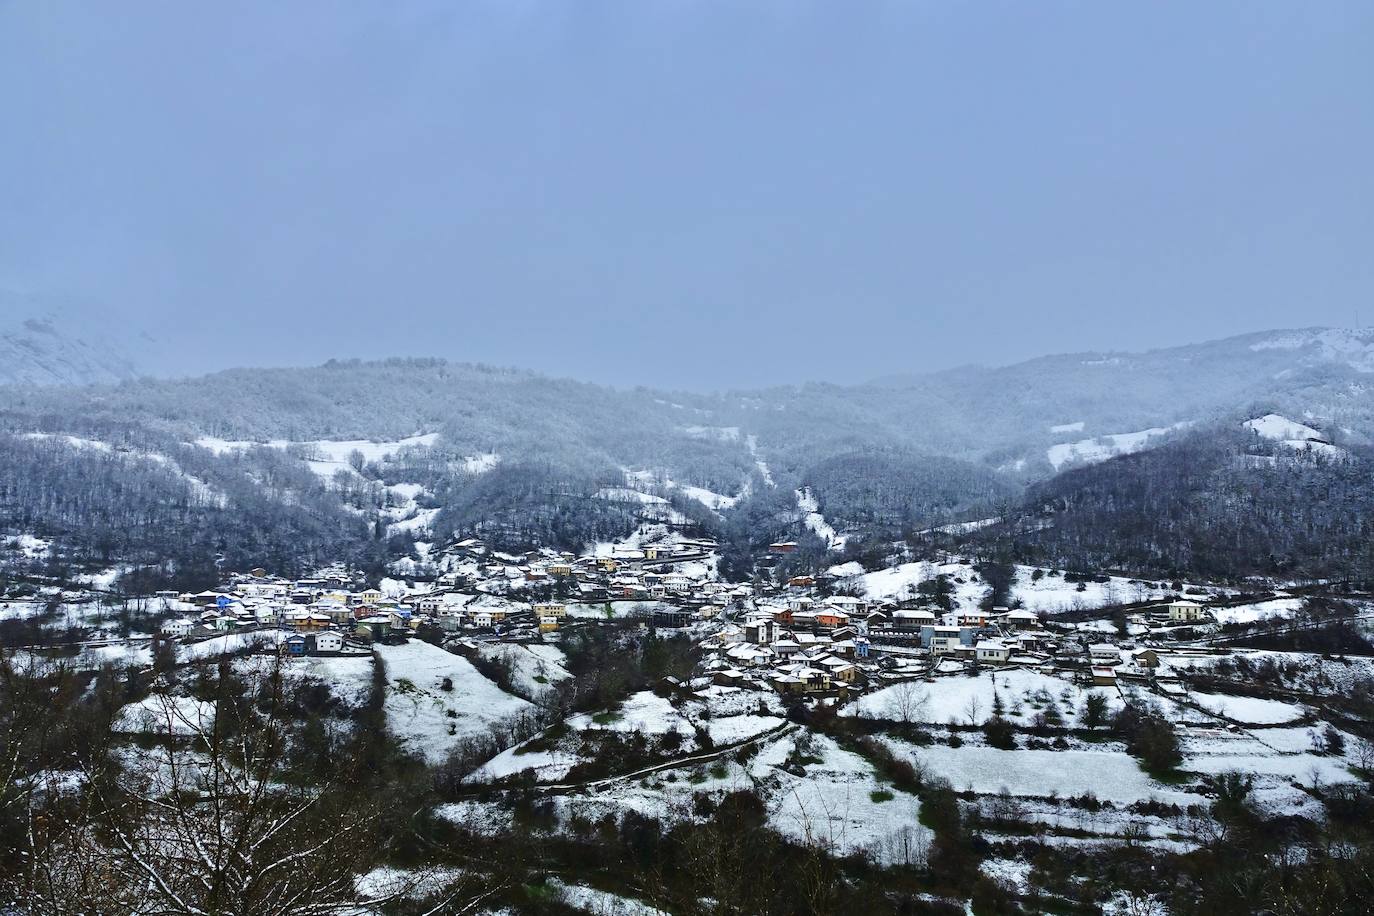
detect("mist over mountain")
[1,325,1371,587]
[0,295,149,387]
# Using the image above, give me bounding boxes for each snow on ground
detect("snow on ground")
[1046,423,1188,471]
[375,641,535,765]
[547,879,668,916]
[891,741,1204,807]
[677,483,738,511]
[277,653,376,708]
[1211,597,1305,625]
[115,693,215,736]
[194,433,439,486]
[524,643,568,669]
[624,468,740,512]
[567,691,694,737]
[680,425,741,442]
[1249,328,1374,370]
[858,558,1219,613]
[465,641,571,703]
[1183,746,1357,785]
[703,714,784,745]
[178,629,283,661]
[753,733,933,864]
[195,432,438,462]
[469,741,581,784]
[80,643,153,669]
[21,435,225,506]
[564,600,674,620]
[982,858,1033,895]
[796,487,845,550]
[1155,650,1374,695]
[78,565,133,591]
[3,534,51,559]
[745,434,775,487]
[1244,414,1324,442]
[387,507,440,536]
[353,866,466,903]
[843,670,1120,726]
[919,517,1000,536]
[1050,421,1085,434]
[596,487,670,505]
[472,687,783,784]
[460,452,500,474]
[1186,691,1307,725]
[1117,683,1218,726]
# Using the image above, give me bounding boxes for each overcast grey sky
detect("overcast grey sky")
[2,2,1371,388]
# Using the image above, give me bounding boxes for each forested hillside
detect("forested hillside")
[975,427,1374,583]
[2,327,1373,586]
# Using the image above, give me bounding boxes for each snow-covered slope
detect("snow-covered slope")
[1244,413,1324,442]
[0,304,146,386]
[1046,424,1188,471]
[1249,327,1374,373]
[1243,414,1345,458]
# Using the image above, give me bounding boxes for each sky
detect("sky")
[2,1,1372,389]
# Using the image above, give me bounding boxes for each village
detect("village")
[6,521,1373,913]
[145,529,1274,710]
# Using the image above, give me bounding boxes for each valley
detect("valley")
[2,327,1374,914]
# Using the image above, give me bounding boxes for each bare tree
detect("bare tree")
[15,655,491,915]
[886,680,930,724]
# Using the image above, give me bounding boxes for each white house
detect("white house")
[313,631,344,653]
[1089,643,1122,665]
[976,639,1011,665]
[160,618,193,638]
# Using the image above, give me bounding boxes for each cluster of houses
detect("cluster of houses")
[153,536,1224,680]
[697,589,1222,699]
[438,536,731,603]
[698,595,1060,697]
[154,537,742,655]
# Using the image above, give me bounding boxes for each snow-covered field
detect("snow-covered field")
[465,640,571,703]
[1046,423,1188,470]
[753,733,933,864]
[547,879,667,916]
[375,641,535,765]
[892,741,1204,807]
[842,670,1119,727]
[115,693,215,736]
[852,558,1221,614]
[624,468,740,512]
[470,687,784,785]
[1187,691,1307,725]
[1211,597,1305,625]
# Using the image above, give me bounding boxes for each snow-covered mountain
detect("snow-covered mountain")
[0,295,148,386]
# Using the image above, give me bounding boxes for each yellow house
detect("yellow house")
[533,602,567,618]
[539,616,560,633]
[596,557,618,573]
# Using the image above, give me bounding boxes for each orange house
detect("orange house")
[816,610,850,630]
